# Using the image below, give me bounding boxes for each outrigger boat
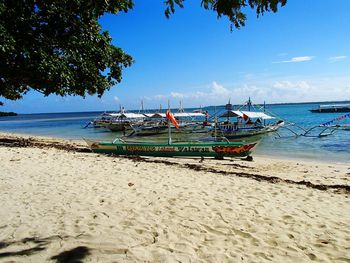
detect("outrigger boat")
[213,98,284,139]
[85,110,258,159]
[84,107,145,130]
[85,138,257,158]
[129,111,210,136]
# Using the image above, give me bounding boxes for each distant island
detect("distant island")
[0,111,17,117]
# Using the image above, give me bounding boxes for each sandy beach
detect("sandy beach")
[0,132,349,262]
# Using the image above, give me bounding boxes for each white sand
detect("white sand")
[0,132,349,262]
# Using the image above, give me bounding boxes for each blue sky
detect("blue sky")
[2,0,350,113]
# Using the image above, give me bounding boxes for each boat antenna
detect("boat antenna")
[247,97,252,111]
[225,99,233,111]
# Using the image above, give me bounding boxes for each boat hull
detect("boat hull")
[85,140,257,158]
[214,123,283,139]
[107,122,132,132]
[310,108,350,113]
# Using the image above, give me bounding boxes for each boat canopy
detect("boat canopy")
[147,112,205,119]
[149,113,167,118]
[220,110,275,120]
[142,113,155,118]
[174,112,205,118]
[119,113,145,119]
[105,113,121,117]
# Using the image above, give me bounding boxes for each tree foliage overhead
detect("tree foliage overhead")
[0,0,287,102]
[165,0,287,29]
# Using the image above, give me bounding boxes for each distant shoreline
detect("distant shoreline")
[3,100,350,115]
[0,111,17,117]
[212,100,350,108]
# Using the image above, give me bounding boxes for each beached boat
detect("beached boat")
[85,138,257,158]
[310,104,350,113]
[85,109,258,158]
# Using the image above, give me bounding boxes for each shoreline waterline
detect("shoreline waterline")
[0,102,349,163]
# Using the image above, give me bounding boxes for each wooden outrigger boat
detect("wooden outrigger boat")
[214,99,284,139]
[85,138,257,158]
[85,109,258,159]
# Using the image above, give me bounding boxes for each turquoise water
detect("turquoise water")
[0,103,349,163]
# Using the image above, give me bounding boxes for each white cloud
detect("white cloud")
[148,76,350,107]
[210,81,231,96]
[273,80,311,91]
[328,56,347,63]
[113,96,120,102]
[274,56,314,63]
[170,92,185,99]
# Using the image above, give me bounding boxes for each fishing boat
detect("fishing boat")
[84,108,146,131]
[85,138,257,158]
[310,104,350,113]
[85,110,258,159]
[86,112,119,128]
[129,112,210,136]
[213,99,284,139]
[106,112,145,132]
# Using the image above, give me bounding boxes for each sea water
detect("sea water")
[0,103,349,163]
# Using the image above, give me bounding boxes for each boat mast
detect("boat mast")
[263,101,266,126]
[214,105,217,141]
[168,100,172,145]
[225,99,232,123]
[247,97,252,111]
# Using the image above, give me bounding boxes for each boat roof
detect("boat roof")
[149,113,166,118]
[103,113,121,117]
[219,110,275,119]
[119,113,145,119]
[174,112,205,117]
[147,112,205,118]
[142,113,155,118]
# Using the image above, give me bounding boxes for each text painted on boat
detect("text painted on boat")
[118,146,211,152]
